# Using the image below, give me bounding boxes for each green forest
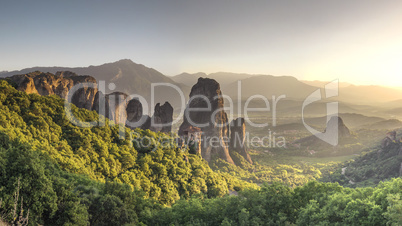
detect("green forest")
[1,80,402,225]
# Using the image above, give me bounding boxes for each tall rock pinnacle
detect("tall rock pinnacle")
[179,77,234,164]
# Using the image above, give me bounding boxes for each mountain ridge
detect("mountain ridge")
[4,59,402,111]
[0,59,190,110]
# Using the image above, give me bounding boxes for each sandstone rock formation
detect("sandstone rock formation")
[7,71,98,110]
[126,98,144,128]
[150,102,174,133]
[93,91,130,125]
[93,92,173,132]
[180,126,202,155]
[179,77,234,164]
[229,118,253,164]
[6,71,174,133]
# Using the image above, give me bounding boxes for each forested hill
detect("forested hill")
[0,79,256,223]
[322,130,402,187]
[2,79,402,225]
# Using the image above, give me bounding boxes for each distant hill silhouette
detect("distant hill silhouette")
[222,75,317,100]
[173,72,321,101]
[338,85,402,104]
[172,72,255,87]
[174,74,402,105]
[0,59,190,110]
[304,113,386,129]
[304,80,402,104]
[4,60,402,112]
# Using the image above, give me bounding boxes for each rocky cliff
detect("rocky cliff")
[150,102,174,133]
[7,71,98,110]
[179,77,234,164]
[126,98,144,128]
[229,118,253,164]
[328,130,402,186]
[5,71,174,133]
[92,91,129,125]
[381,131,397,149]
[0,59,191,108]
[93,91,173,132]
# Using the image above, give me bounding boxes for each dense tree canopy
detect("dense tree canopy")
[0,80,253,206]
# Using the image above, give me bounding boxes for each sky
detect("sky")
[1,0,402,86]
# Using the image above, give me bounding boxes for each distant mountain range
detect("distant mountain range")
[172,72,255,87]
[3,59,402,113]
[0,59,189,110]
[172,72,402,105]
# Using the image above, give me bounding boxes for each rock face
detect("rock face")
[325,116,351,137]
[381,131,397,149]
[126,98,144,128]
[133,102,174,133]
[150,102,174,133]
[321,116,351,145]
[93,91,130,125]
[8,71,98,110]
[295,116,352,147]
[179,78,234,164]
[229,118,253,164]
[180,126,202,155]
[6,71,174,133]
[93,92,174,132]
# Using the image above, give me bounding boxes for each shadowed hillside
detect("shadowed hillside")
[0,59,190,110]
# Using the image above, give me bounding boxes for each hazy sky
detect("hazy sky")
[1,0,402,86]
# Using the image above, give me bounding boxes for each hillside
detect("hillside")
[5,61,402,115]
[0,80,253,205]
[338,85,402,104]
[222,75,317,100]
[0,59,190,109]
[304,113,386,129]
[322,129,402,187]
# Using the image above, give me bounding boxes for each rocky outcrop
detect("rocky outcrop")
[57,71,98,110]
[126,98,144,128]
[140,116,152,130]
[6,71,174,133]
[294,116,351,147]
[381,131,397,149]
[149,102,174,133]
[229,118,253,164]
[179,77,234,164]
[324,116,351,138]
[92,91,130,125]
[127,101,174,133]
[92,91,173,132]
[7,71,98,110]
[93,91,173,132]
[180,126,202,155]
